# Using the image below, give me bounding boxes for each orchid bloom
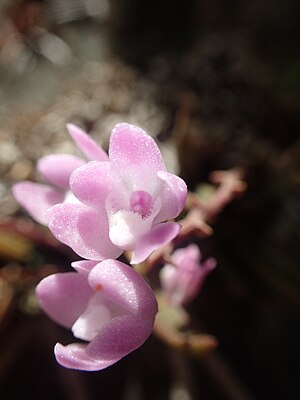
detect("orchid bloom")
[160,244,216,306]
[12,124,108,225]
[48,123,187,264]
[36,259,158,371]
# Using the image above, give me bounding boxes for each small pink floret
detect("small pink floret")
[160,244,216,306]
[36,259,158,371]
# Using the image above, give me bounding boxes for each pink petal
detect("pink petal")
[172,244,201,269]
[54,342,118,371]
[12,181,65,225]
[203,257,217,272]
[88,260,157,316]
[70,161,113,208]
[154,171,187,223]
[85,315,155,365]
[54,316,155,371]
[67,124,108,161]
[159,264,178,296]
[109,123,166,173]
[37,154,85,189]
[71,260,98,275]
[131,222,180,264]
[36,272,92,328]
[183,258,216,303]
[48,203,122,260]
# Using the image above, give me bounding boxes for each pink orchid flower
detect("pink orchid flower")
[160,244,216,306]
[36,259,158,371]
[48,123,187,264]
[12,124,108,225]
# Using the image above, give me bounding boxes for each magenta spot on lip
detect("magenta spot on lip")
[130,191,152,217]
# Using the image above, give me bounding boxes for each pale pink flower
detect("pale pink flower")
[160,244,216,306]
[12,124,108,225]
[36,259,158,371]
[48,123,187,264]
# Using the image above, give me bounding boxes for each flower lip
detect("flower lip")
[130,190,153,218]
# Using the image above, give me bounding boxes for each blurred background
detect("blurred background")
[0,0,299,399]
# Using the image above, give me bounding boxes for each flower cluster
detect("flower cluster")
[13,123,189,370]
